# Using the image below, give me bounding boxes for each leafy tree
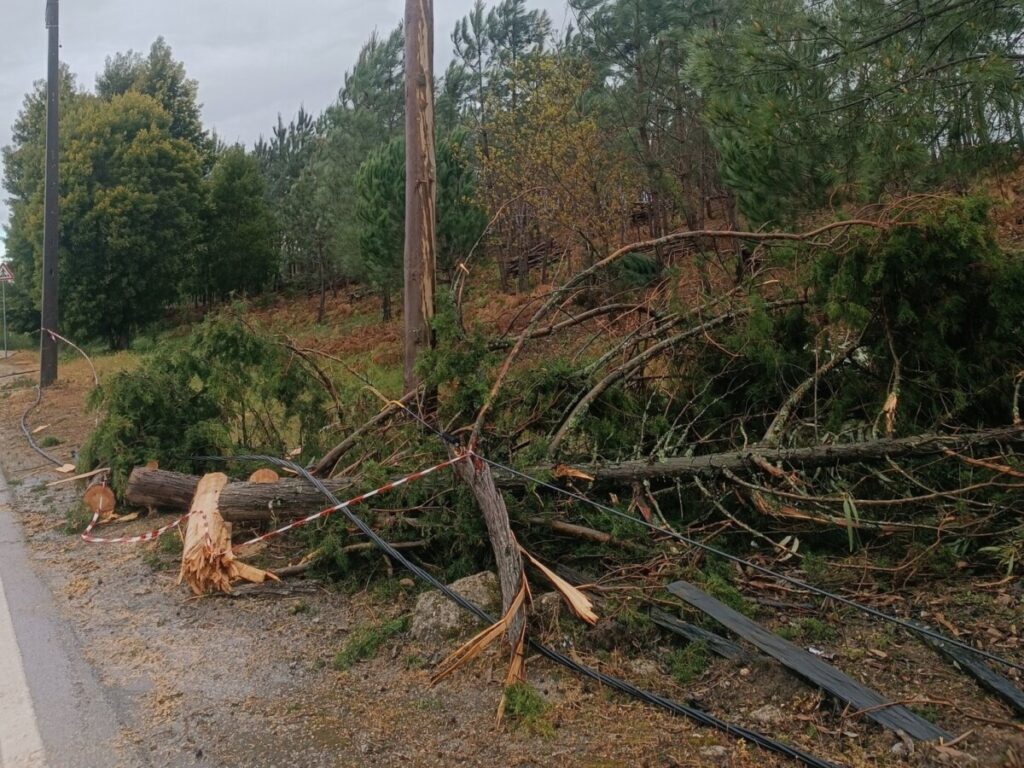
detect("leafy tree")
[480,58,640,285]
[1,67,79,332]
[448,0,553,151]
[253,107,323,287]
[486,0,552,112]
[572,0,725,234]
[79,313,329,492]
[35,92,203,348]
[355,132,486,319]
[354,138,405,319]
[452,0,495,150]
[316,107,388,288]
[199,147,278,302]
[340,25,405,135]
[95,37,208,156]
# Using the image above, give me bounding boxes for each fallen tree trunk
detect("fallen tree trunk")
[125,467,354,522]
[127,425,1024,521]
[553,425,1024,484]
[453,453,526,649]
[178,473,276,595]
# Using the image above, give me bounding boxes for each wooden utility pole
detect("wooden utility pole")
[40,0,60,387]
[402,0,526,649]
[402,0,437,393]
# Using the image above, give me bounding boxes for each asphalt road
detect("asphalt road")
[0,463,129,767]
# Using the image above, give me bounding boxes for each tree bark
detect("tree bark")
[125,467,353,522]
[403,0,437,393]
[553,425,1024,485]
[452,453,526,647]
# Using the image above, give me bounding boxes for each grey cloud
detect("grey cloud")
[1,0,571,253]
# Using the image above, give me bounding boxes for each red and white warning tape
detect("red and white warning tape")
[80,453,466,548]
[81,509,195,544]
[235,453,467,550]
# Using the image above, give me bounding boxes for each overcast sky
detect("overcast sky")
[0,0,573,257]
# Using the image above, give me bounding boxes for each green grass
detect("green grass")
[667,640,709,685]
[2,331,35,351]
[38,435,61,448]
[777,617,839,644]
[909,703,942,723]
[700,569,753,617]
[503,682,552,736]
[333,615,410,671]
[63,504,93,535]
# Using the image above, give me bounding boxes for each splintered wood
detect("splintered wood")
[178,473,278,595]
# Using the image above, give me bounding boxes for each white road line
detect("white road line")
[0,528,46,768]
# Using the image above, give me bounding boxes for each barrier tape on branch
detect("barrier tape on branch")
[234,453,467,550]
[79,454,466,549]
[81,508,195,544]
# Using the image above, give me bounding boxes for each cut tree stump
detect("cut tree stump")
[178,473,277,595]
[125,467,353,522]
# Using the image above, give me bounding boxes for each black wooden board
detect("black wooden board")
[917,627,1024,717]
[650,608,751,662]
[667,580,951,741]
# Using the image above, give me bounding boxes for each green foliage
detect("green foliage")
[2,68,79,334]
[332,615,410,670]
[699,560,753,617]
[420,300,496,423]
[354,132,487,317]
[691,0,1024,223]
[63,504,93,535]
[814,197,1024,428]
[198,147,278,301]
[96,38,210,162]
[607,251,662,289]
[354,138,405,316]
[502,682,552,735]
[78,312,329,493]
[57,92,202,347]
[339,25,405,134]
[776,617,838,645]
[667,640,709,685]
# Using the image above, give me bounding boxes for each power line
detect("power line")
[376,398,1024,673]
[211,451,837,768]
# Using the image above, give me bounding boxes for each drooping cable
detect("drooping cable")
[205,452,837,768]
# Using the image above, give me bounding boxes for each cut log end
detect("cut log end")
[178,473,276,595]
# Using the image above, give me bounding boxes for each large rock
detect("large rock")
[411,571,500,645]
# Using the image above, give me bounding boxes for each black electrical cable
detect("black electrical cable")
[480,454,1024,674]
[205,452,837,768]
[20,386,62,466]
[378,402,1024,673]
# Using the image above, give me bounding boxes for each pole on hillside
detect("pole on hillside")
[401,0,525,650]
[40,0,60,387]
[2,279,8,359]
[402,0,437,393]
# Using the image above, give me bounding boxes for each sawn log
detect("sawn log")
[125,467,353,522]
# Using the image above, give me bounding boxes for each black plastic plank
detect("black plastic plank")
[918,627,1024,717]
[650,608,751,661]
[667,580,951,742]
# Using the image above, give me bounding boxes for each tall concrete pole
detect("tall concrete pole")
[402,0,436,394]
[40,0,60,387]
